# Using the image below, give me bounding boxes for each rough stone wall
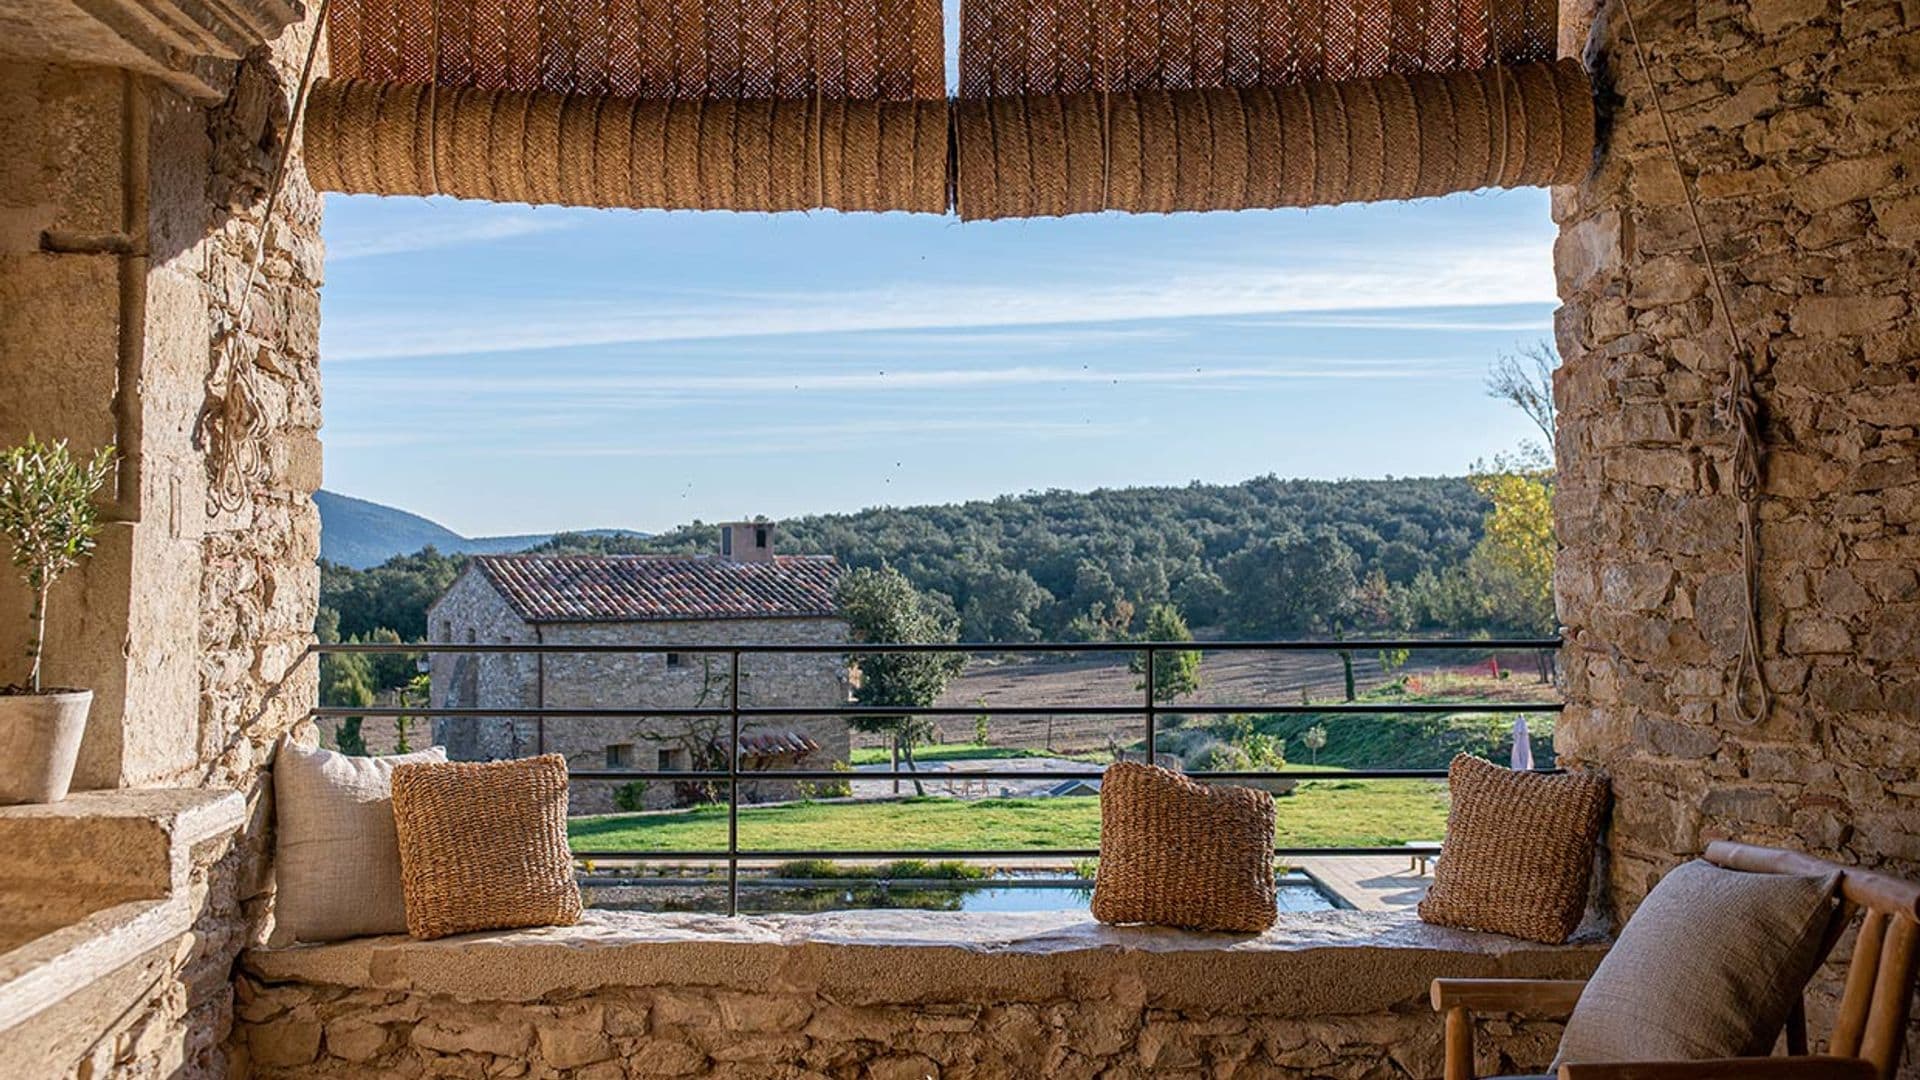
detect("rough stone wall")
[231,907,1601,1080]
[8,823,264,1078]
[428,567,540,760]
[541,618,853,813]
[235,982,1564,1080]
[0,35,321,792]
[429,571,854,814]
[1551,0,1920,1060]
[0,8,323,1077]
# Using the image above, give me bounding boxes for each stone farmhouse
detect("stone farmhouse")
[426,524,853,813]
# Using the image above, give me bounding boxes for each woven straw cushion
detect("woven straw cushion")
[1418,754,1609,943]
[390,754,583,940]
[1090,762,1277,933]
[1552,859,1841,1069]
[271,742,447,944]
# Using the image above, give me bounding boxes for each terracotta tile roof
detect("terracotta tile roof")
[473,554,842,623]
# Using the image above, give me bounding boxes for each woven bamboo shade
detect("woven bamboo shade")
[328,0,945,100]
[305,79,949,211]
[952,59,1590,219]
[958,0,1556,97]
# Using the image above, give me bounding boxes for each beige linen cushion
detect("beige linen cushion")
[272,741,447,944]
[1418,754,1610,943]
[1553,859,1841,1069]
[391,754,583,940]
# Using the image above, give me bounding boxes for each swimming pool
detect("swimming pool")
[585,872,1339,915]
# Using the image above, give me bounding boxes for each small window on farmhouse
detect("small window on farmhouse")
[665,652,683,669]
[465,628,476,643]
[721,526,733,556]
[605,744,634,769]
[440,620,451,641]
[755,526,768,549]
[658,748,690,772]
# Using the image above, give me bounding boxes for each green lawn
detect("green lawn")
[568,780,1448,855]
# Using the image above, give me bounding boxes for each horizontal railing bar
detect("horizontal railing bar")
[571,845,1441,860]
[325,762,1551,783]
[313,637,1562,656]
[316,701,1561,719]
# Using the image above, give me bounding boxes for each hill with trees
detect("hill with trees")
[527,473,1551,641]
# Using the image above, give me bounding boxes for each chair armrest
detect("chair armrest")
[1431,978,1588,1016]
[1558,1057,1878,1080]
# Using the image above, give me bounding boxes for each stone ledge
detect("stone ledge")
[0,788,247,1036]
[246,909,1606,1015]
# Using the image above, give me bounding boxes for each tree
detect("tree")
[1486,340,1558,448]
[334,718,368,756]
[1129,603,1201,705]
[0,438,115,693]
[1301,724,1328,764]
[836,567,966,795]
[1469,451,1556,636]
[1219,531,1359,638]
[957,564,1050,642]
[319,650,375,756]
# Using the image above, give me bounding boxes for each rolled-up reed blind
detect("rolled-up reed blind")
[951,0,1588,217]
[307,0,948,211]
[953,59,1590,220]
[306,80,949,211]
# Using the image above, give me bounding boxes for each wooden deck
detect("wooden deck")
[1295,855,1434,911]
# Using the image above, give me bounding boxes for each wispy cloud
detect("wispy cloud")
[326,214,578,261]
[1228,310,1554,333]
[329,360,1452,399]
[322,242,1554,361]
[499,417,1129,458]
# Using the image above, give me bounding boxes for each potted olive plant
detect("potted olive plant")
[0,436,115,804]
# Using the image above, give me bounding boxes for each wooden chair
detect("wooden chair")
[1431,841,1920,1080]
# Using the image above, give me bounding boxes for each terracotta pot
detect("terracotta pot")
[0,690,91,804]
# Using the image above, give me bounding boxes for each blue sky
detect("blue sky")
[318,188,1558,537]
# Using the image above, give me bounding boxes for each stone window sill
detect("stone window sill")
[0,788,247,1033]
[245,908,1606,1011]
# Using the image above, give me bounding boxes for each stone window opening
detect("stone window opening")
[605,744,634,769]
[665,652,684,669]
[658,747,691,772]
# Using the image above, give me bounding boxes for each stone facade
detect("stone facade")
[1550,0,1920,1061]
[233,910,1603,1079]
[0,2,324,1075]
[428,566,853,814]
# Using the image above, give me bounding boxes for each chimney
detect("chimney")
[719,520,775,563]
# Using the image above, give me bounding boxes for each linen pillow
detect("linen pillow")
[1090,762,1277,933]
[1553,859,1841,1069]
[390,754,583,940]
[1418,753,1609,943]
[272,741,448,944]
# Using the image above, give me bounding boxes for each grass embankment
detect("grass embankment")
[1253,673,1558,771]
[847,743,1103,766]
[568,781,1447,855]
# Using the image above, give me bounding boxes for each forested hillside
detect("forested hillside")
[317,472,1555,718]
[527,474,1548,641]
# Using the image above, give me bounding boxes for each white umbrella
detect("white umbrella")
[1510,716,1534,771]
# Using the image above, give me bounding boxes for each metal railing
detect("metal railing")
[311,637,1562,914]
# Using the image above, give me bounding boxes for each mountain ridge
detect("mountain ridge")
[316,490,645,568]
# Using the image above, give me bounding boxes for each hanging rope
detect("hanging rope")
[1619,0,1771,725]
[203,0,333,515]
